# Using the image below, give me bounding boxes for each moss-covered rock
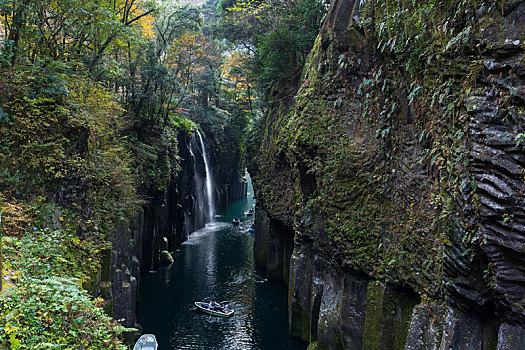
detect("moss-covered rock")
[362,281,385,350]
[307,342,318,350]
[159,250,174,266]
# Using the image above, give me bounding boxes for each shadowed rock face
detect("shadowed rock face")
[404,304,442,350]
[249,0,525,348]
[442,1,525,324]
[460,48,525,324]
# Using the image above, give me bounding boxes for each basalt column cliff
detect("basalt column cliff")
[248,0,525,349]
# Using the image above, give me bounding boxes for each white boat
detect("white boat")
[133,334,158,350]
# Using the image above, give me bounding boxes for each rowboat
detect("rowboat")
[232,217,240,225]
[133,334,158,350]
[194,301,234,318]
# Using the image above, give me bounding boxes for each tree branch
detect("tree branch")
[126,9,155,26]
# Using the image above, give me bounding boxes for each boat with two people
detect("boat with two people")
[133,334,158,350]
[195,299,234,318]
[246,208,255,216]
[232,216,240,225]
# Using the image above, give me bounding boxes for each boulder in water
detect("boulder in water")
[159,251,174,266]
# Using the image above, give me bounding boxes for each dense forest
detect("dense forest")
[1,0,525,349]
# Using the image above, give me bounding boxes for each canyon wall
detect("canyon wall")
[249,0,525,348]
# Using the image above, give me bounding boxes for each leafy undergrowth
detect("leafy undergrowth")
[2,226,102,282]
[0,196,127,349]
[0,277,126,349]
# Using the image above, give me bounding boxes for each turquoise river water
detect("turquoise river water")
[137,182,305,349]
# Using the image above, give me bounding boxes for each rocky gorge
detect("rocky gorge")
[1,0,524,348]
[109,124,247,332]
[248,0,525,349]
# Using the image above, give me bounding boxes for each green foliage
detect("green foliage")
[0,0,155,68]
[363,0,477,77]
[0,193,126,349]
[0,66,136,347]
[2,224,102,282]
[0,277,126,349]
[170,115,200,134]
[0,67,139,221]
[127,127,179,196]
[219,0,329,94]
[125,3,205,126]
[254,0,328,89]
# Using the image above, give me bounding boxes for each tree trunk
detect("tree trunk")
[7,0,31,65]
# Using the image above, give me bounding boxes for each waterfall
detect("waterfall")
[196,130,215,222]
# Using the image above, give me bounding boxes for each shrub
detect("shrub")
[0,277,126,349]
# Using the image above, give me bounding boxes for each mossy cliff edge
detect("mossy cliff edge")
[248,0,525,348]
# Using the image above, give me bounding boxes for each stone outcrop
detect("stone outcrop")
[177,132,203,235]
[159,250,174,266]
[249,0,525,348]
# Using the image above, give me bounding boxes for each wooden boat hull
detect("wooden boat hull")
[195,302,234,318]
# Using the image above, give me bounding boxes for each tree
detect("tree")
[216,0,329,94]
[0,0,32,64]
[121,3,203,127]
[0,0,156,70]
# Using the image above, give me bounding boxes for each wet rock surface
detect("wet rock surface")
[461,46,525,323]
[439,308,484,350]
[404,304,442,350]
[340,274,368,350]
[112,217,143,329]
[159,250,174,266]
[496,323,525,350]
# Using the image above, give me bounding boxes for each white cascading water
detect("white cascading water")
[196,130,215,222]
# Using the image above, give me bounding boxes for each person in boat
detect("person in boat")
[209,299,218,310]
[224,304,229,312]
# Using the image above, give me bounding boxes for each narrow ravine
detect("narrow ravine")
[137,176,304,349]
